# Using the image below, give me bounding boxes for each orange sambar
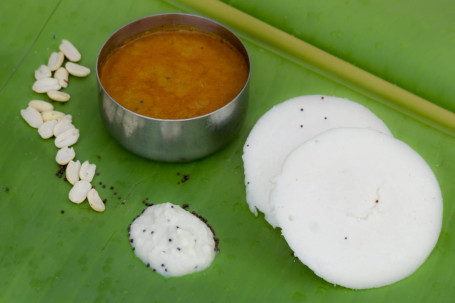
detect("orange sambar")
[99,29,249,120]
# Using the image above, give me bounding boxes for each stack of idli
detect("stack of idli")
[242,95,442,289]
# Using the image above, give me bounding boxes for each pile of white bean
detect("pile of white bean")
[32,39,90,101]
[20,39,105,212]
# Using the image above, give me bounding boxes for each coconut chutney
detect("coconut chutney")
[129,203,218,277]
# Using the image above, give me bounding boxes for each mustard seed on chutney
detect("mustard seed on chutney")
[99,28,249,120]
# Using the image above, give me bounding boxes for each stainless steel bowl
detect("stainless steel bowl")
[96,13,250,162]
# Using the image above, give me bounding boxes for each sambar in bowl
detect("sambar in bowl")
[96,13,250,162]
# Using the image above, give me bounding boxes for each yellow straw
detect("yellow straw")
[170,0,455,135]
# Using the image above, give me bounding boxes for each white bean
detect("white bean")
[41,110,65,122]
[56,146,76,165]
[87,188,105,212]
[54,67,69,88]
[68,180,91,204]
[34,65,52,80]
[65,62,90,77]
[66,160,81,185]
[55,128,79,148]
[48,51,64,71]
[20,106,43,128]
[79,160,96,182]
[32,78,61,93]
[47,90,70,102]
[57,114,72,123]
[53,119,75,137]
[59,39,81,62]
[28,100,53,112]
[37,119,57,139]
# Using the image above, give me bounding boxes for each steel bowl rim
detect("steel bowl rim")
[95,12,251,123]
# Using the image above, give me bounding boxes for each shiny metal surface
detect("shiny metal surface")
[96,13,250,162]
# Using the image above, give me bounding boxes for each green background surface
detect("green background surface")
[1,0,454,302]
[220,0,455,113]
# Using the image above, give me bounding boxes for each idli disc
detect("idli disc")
[271,128,442,289]
[243,95,391,227]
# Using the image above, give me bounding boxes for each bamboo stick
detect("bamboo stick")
[170,0,455,135]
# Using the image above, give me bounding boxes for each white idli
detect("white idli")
[271,128,442,289]
[243,95,391,227]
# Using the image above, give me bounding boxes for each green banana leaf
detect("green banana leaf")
[1,0,454,302]
[220,0,455,113]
